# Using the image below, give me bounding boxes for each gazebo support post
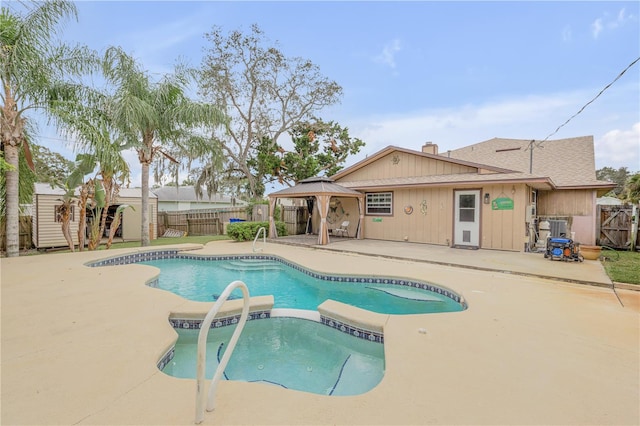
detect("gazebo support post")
[268,197,277,238]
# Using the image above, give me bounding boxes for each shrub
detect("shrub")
[226,221,288,242]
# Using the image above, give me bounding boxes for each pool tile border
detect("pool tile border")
[88,251,466,307]
[320,315,384,343]
[168,310,271,330]
[90,249,457,368]
[158,311,272,370]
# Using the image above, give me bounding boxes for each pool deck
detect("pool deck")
[1,239,639,425]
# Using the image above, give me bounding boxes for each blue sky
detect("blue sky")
[17,1,640,189]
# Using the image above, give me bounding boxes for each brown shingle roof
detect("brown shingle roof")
[269,176,364,198]
[338,172,556,191]
[446,136,612,188]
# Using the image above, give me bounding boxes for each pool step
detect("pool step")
[219,260,283,271]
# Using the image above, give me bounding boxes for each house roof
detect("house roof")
[151,186,243,204]
[337,172,556,191]
[331,146,514,181]
[331,137,615,192]
[33,183,155,198]
[269,176,364,198]
[597,196,624,205]
[446,136,614,189]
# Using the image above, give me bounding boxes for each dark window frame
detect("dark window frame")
[365,192,393,216]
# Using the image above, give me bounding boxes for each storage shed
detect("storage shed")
[32,183,158,250]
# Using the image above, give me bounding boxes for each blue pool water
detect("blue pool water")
[141,257,464,315]
[162,317,385,396]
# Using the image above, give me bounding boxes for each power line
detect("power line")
[539,56,640,145]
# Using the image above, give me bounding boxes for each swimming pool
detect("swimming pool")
[138,255,465,315]
[162,317,385,396]
[89,250,464,399]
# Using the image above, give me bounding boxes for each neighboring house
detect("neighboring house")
[152,186,246,212]
[597,196,623,205]
[281,136,614,251]
[32,183,158,249]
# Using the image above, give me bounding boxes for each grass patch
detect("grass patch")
[601,250,640,285]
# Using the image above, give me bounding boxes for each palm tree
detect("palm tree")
[0,1,96,257]
[102,47,227,246]
[50,99,131,251]
[50,154,96,252]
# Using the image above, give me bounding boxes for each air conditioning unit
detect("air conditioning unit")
[548,220,568,238]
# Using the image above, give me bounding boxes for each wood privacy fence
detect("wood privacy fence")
[596,205,639,250]
[282,206,309,235]
[157,208,249,236]
[0,216,33,251]
[157,205,309,237]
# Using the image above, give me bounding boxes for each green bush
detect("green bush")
[226,221,288,242]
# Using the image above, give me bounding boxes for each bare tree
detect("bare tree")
[198,24,342,199]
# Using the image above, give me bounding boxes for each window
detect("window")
[366,192,393,215]
[55,205,74,223]
[458,194,476,222]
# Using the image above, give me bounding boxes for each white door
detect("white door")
[454,190,480,247]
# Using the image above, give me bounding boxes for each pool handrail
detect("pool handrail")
[195,280,251,424]
[253,226,266,252]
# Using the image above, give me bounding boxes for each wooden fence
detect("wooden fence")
[157,208,249,236]
[0,216,33,251]
[282,206,309,235]
[596,205,639,249]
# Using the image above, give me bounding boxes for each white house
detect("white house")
[152,186,246,212]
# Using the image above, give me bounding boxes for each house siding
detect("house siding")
[537,189,594,216]
[32,191,158,249]
[335,187,453,246]
[480,184,528,251]
[537,189,597,244]
[116,196,158,242]
[343,151,477,181]
[334,183,528,251]
[321,138,609,252]
[32,194,81,249]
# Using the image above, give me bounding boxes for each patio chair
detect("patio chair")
[333,221,350,237]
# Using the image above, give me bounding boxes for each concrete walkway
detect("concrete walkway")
[1,240,638,425]
[274,236,615,287]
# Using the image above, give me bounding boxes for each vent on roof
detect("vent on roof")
[495,147,521,153]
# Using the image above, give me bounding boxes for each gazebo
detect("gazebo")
[268,176,365,245]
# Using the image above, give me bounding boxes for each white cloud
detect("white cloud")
[373,39,402,69]
[591,18,603,39]
[591,8,636,39]
[562,25,572,42]
[343,88,639,172]
[595,123,640,171]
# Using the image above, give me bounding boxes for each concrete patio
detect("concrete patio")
[1,239,638,425]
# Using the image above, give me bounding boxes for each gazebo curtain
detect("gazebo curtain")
[268,193,364,245]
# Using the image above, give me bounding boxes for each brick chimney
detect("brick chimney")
[422,142,438,155]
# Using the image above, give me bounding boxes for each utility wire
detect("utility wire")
[539,56,640,145]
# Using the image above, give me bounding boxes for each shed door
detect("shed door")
[454,190,480,247]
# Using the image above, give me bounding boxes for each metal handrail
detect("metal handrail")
[253,226,266,252]
[195,280,250,424]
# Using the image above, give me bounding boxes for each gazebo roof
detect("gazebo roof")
[268,176,363,198]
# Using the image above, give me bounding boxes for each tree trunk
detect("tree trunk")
[106,212,122,249]
[60,205,74,252]
[77,184,89,251]
[141,162,150,246]
[87,212,101,250]
[97,180,112,244]
[4,143,20,257]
